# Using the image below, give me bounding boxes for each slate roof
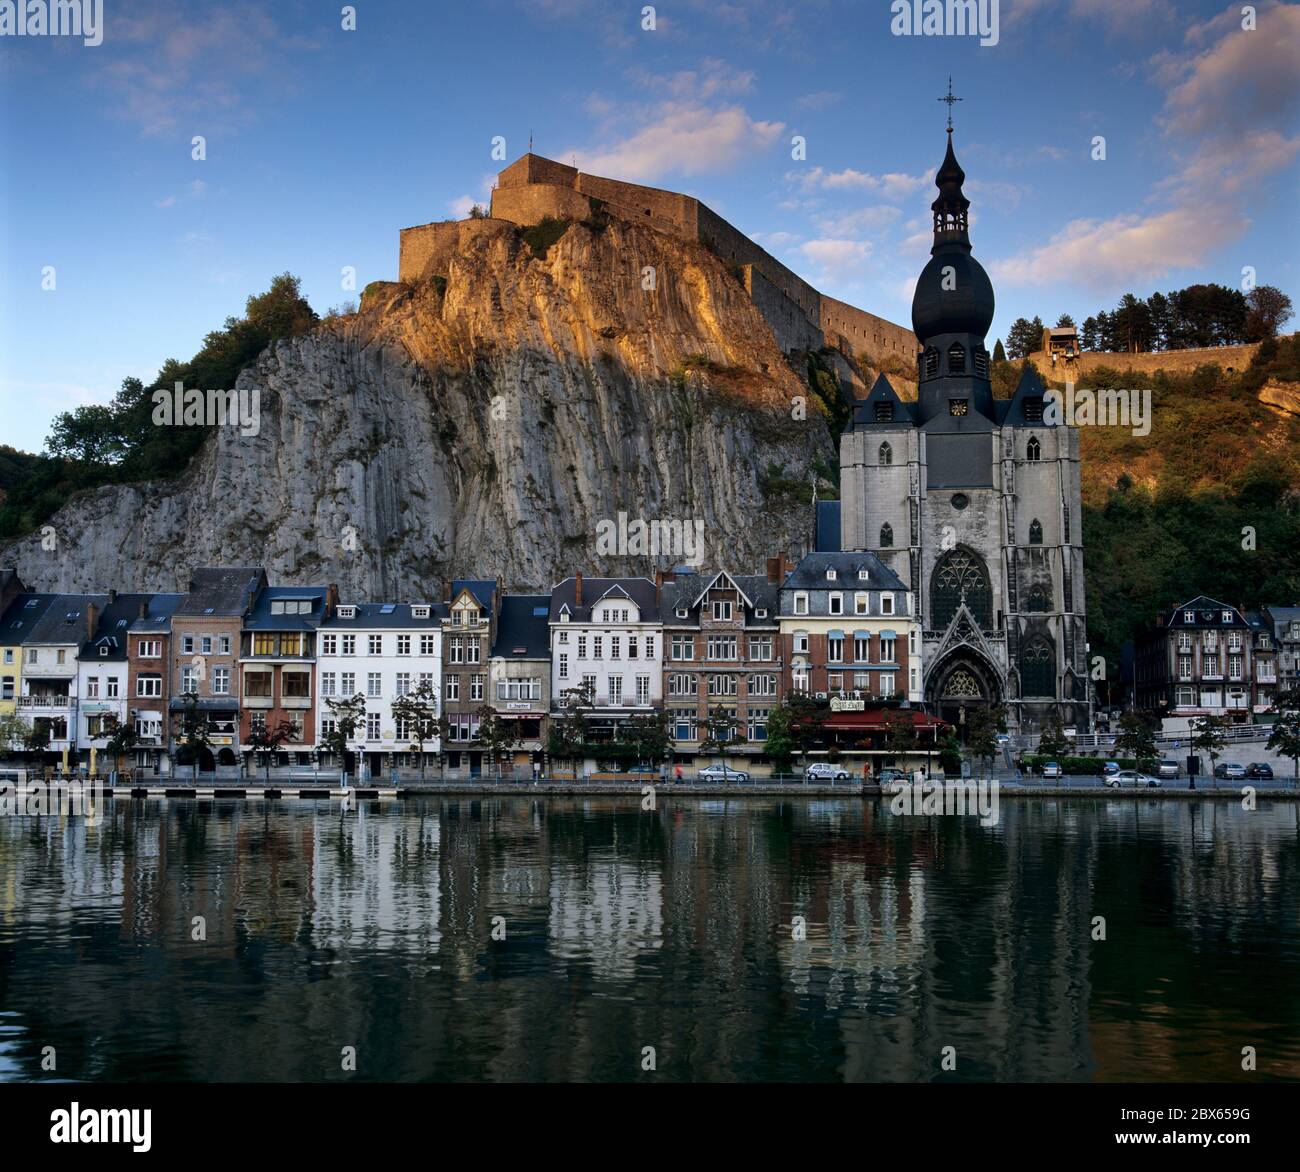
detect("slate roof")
[127,593,185,633]
[492,595,551,658]
[80,593,156,661]
[1163,596,1249,628]
[320,602,447,629]
[174,567,266,617]
[780,551,907,592]
[243,585,333,631]
[452,580,496,617]
[999,365,1051,428]
[549,576,659,623]
[849,374,917,430]
[0,593,58,644]
[658,571,779,627]
[23,594,108,645]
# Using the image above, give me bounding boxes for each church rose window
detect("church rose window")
[942,669,982,699]
[931,548,992,629]
[1020,636,1055,697]
[879,441,892,466]
[880,523,894,548]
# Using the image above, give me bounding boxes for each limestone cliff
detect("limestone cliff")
[4,215,831,595]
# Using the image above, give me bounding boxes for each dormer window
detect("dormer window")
[793,592,809,616]
[1222,610,1233,623]
[676,607,688,619]
[338,605,356,619]
[1184,611,1195,623]
[826,568,837,581]
[412,605,430,619]
[947,343,965,374]
[756,608,767,618]
[858,569,869,581]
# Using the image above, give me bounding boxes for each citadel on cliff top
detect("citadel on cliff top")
[399,152,918,380]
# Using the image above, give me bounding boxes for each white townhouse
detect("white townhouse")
[17,593,106,767]
[548,574,663,741]
[315,602,446,778]
[76,592,154,763]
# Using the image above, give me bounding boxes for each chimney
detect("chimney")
[138,599,149,620]
[574,571,583,608]
[108,588,117,604]
[443,578,452,602]
[86,602,98,641]
[326,583,340,615]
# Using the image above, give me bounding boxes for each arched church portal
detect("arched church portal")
[925,653,1002,742]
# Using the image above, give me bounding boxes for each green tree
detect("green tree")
[247,718,295,781]
[103,716,139,778]
[547,681,595,778]
[1054,313,1076,329]
[885,709,918,766]
[1037,712,1068,758]
[1245,285,1294,342]
[992,338,1007,363]
[1191,713,1230,789]
[475,704,520,777]
[967,706,1005,778]
[391,681,438,778]
[936,730,962,776]
[323,693,367,779]
[698,705,745,773]
[1266,687,1300,787]
[619,709,672,773]
[174,692,212,782]
[1006,315,1045,360]
[0,711,32,754]
[1115,709,1158,762]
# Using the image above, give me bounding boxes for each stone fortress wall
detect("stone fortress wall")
[398,153,918,366]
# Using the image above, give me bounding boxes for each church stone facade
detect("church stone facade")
[839,130,1091,736]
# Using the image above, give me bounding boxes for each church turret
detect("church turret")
[910,101,996,427]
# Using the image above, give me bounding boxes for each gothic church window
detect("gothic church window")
[930,548,992,629]
[1029,519,1043,545]
[1020,636,1055,698]
[880,523,894,548]
[879,442,892,466]
[1026,435,1041,462]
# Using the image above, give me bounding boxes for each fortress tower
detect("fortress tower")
[839,128,1091,736]
[399,153,918,376]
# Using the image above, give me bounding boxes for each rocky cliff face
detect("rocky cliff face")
[4,215,832,596]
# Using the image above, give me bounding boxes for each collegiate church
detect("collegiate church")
[837,126,1092,736]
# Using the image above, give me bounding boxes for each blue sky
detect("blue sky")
[2,0,1297,453]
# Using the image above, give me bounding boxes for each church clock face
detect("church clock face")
[949,398,969,416]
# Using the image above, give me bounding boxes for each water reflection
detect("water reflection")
[0,798,1296,1082]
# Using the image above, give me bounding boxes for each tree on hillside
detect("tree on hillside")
[992,338,1007,363]
[1146,291,1173,350]
[1006,316,1044,360]
[1080,316,1100,351]
[1054,313,1076,329]
[1246,285,1294,342]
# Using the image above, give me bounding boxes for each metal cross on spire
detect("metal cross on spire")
[938,76,962,131]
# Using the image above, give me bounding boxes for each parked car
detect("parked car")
[696,764,750,783]
[1041,761,1063,779]
[995,733,1011,747]
[1102,761,1120,777]
[876,767,909,785]
[1213,762,1246,780]
[1245,763,1274,780]
[805,762,850,782]
[1106,769,1160,789]
[1156,759,1181,779]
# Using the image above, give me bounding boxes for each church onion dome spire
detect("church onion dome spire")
[911,123,995,347]
[931,129,971,246]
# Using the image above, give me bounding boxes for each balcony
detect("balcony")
[17,695,71,709]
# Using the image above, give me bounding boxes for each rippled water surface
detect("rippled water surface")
[1,797,1297,1082]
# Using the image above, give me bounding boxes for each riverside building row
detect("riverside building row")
[0,556,929,776]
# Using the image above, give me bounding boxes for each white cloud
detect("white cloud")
[789,166,929,201]
[816,206,902,236]
[798,238,873,278]
[576,105,785,181]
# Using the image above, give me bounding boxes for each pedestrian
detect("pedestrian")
[674,763,682,784]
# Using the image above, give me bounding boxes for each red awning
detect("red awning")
[820,708,947,731]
